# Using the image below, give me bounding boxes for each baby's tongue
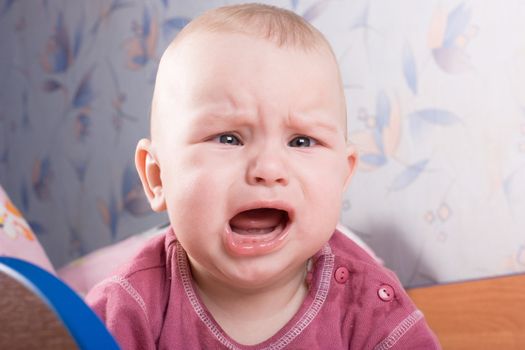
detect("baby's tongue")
[230,208,284,235]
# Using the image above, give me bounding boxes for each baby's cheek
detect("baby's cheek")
[169,172,226,259]
[304,169,345,226]
[171,173,216,214]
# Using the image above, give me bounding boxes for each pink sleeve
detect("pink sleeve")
[369,309,441,350]
[367,278,442,350]
[86,277,156,350]
[387,316,441,349]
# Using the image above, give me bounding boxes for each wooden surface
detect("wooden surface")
[0,272,78,350]
[407,273,525,350]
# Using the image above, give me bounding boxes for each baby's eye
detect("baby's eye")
[288,136,317,148]
[214,133,242,146]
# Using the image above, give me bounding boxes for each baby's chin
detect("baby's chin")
[215,251,309,290]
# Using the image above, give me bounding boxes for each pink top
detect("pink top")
[86,229,441,349]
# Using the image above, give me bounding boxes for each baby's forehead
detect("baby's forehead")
[152,33,347,139]
[179,39,341,104]
[158,29,340,93]
[177,34,335,87]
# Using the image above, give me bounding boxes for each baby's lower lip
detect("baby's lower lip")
[223,221,290,256]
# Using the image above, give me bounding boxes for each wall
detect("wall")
[1,0,524,287]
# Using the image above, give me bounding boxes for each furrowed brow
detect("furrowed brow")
[288,114,340,135]
[192,111,248,126]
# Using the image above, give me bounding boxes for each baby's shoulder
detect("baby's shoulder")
[121,232,169,271]
[87,232,173,305]
[325,231,434,348]
[86,232,174,340]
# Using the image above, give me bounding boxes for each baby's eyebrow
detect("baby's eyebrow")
[192,111,250,125]
[191,110,341,134]
[287,114,340,134]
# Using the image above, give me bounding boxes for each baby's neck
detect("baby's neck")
[190,261,309,345]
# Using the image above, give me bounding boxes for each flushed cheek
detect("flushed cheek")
[170,172,224,221]
[296,165,347,230]
[162,165,226,241]
[163,148,235,210]
[299,190,342,233]
[298,154,347,190]
[166,183,227,271]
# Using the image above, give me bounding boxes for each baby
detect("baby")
[87,4,441,349]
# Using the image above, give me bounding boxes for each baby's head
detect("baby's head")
[136,4,357,289]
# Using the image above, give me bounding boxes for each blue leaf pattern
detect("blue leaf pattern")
[390,159,429,191]
[75,113,91,141]
[360,153,387,167]
[73,17,84,59]
[73,67,95,109]
[443,3,471,48]
[122,164,139,199]
[410,108,462,125]
[51,13,70,73]
[121,164,150,216]
[302,0,330,22]
[142,7,151,37]
[1,0,16,16]
[375,90,390,130]
[162,17,190,38]
[402,43,418,94]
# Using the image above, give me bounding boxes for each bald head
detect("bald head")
[171,3,332,52]
[150,3,347,140]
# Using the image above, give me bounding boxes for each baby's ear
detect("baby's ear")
[135,138,166,212]
[343,144,358,192]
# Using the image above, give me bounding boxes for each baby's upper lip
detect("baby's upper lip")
[231,200,295,221]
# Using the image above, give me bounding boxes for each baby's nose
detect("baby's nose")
[246,147,289,186]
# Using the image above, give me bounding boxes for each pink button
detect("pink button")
[378,284,395,302]
[334,267,350,284]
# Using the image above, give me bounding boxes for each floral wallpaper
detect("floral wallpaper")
[1,0,525,287]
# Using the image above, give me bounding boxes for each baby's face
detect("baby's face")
[150,32,356,289]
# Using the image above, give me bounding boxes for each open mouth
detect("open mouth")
[224,207,291,255]
[230,208,288,236]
